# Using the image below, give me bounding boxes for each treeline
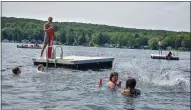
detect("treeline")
[1,17,190,51]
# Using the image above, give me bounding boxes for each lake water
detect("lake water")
[1,43,190,110]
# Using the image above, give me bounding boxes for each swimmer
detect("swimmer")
[107,72,119,89]
[121,77,141,96]
[12,66,21,75]
[37,64,44,72]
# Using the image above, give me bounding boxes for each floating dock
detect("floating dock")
[151,54,179,60]
[32,56,114,70]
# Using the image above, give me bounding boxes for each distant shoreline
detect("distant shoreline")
[2,17,190,52]
[2,42,189,53]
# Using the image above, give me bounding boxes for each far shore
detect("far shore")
[2,42,190,53]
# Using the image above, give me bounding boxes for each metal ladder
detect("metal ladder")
[52,46,63,68]
[46,46,63,70]
[45,46,51,71]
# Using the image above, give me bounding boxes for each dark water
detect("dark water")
[2,43,190,110]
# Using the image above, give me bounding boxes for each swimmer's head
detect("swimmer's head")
[37,64,44,72]
[12,66,21,75]
[48,17,53,23]
[109,72,118,83]
[126,77,136,89]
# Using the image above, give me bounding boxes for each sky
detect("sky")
[1,2,190,32]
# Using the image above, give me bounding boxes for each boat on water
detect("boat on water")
[17,44,42,49]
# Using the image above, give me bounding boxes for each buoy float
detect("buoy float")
[48,27,54,58]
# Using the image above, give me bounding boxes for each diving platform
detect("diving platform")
[151,54,179,60]
[32,45,114,70]
[32,56,114,70]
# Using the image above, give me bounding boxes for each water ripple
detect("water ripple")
[2,43,190,110]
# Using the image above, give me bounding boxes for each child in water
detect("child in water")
[107,72,120,89]
[37,64,44,72]
[121,77,141,96]
[12,66,21,75]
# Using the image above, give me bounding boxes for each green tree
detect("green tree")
[148,37,159,50]
[66,29,75,45]
[1,17,191,51]
[59,29,66,43]
[174,36,183,49]
[181,35,190,50]
[128,35,135,48]
[79,30,87,45]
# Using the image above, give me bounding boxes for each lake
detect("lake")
[1,43,190,110]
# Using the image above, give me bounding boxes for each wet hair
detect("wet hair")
[12,67,21,75]
[126,77,141,95]
[37,64,44,71]
[109,72,118,81]
[126,77,136,89]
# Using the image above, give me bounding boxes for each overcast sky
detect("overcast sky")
[1,2,190,32]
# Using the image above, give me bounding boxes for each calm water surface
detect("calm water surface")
[2,43,190,110]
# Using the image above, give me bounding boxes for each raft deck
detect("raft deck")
[32,56,114,70]
[151,54,179,60]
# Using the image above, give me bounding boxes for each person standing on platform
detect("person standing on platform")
[158,41,163,55]
[40,17,53,58]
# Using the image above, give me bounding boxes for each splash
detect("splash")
[122,58,190,92]
[152,70,190,92]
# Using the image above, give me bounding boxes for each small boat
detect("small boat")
[17,44,42,49]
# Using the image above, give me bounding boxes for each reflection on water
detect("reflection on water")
[2,43,190,110]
